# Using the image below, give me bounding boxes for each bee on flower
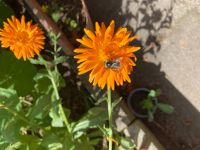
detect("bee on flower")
[74,20,140,90]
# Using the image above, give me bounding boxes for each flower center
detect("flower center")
[15,31,29,43]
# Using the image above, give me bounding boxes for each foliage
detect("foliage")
[0,1,137,149]
[140,89,174,122]
[0,31,109,149]
[0,0,13,26]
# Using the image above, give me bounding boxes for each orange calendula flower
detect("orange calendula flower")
[0,16,45,60]
[74,20,140,90]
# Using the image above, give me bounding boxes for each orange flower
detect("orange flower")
[74,20,140,90]
[0,16,45,60]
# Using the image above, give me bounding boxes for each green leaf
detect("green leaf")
[157,103,174,114]
[0,0,14,26]
[33,70,52,94]
[51,70,66,90]
[53,56,67,65]
[51,11,60,22]
[148,90,157,98]
[75,135,95,150]
[73,107,107,133]
[41,133,63,150]
[34,77,52,94]
[5,141,22,149]
[70,20,78,29]
[49,108,64,127]
[112,97,122,108]
[18,134,43,149]
[0,87,17,99]
[141,98,154,110]
[0,87,21,111]
[2,120,24,144]
[0,88,21,139]
[28,95,52,121]
[0,50,37,96]
[29,58,44,65]
[119,137,136,150]
[34,70,50,81]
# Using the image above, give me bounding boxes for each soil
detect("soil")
[128,89,150,118]
[37,0,86,47]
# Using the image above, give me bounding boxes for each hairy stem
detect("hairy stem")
[39,55,71,133]
[107,87,113,150]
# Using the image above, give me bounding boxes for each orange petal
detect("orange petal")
[84,28,96,41]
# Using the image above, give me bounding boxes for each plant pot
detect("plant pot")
[127,88,158,119]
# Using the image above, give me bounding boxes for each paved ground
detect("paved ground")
[86,0,200,149]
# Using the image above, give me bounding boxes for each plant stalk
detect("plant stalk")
[39,55,71,133]
[107,87,113,150]
[49,69,71,131]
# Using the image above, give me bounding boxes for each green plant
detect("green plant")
[0,1,137,149]
[140,89,174,122]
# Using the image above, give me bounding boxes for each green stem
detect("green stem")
[38,55,71,133]
[107,87,113,150]
[49,72,71,132]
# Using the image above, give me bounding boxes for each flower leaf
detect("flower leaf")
[157,103,174,114]
[72,107,107,133]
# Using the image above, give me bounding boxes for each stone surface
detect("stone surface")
[114,101,165,150]
[86,0,200,149]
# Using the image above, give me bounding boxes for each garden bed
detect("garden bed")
[1,0,171,150]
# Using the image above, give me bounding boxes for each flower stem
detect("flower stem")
[39,55,71,133]
[48,69,71,133]
[107,87,113,150]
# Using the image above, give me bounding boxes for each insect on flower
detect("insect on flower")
[104,57,122,70]
[74,20,140,90]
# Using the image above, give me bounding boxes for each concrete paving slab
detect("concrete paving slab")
[114,101,165,150]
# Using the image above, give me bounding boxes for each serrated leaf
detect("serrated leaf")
[53,56,67,65]
[72,107,107,133]
[157,103,174,114]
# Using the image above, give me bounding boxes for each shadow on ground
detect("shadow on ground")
[86,0,200,150]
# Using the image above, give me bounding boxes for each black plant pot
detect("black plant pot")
[127,88,158,119]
